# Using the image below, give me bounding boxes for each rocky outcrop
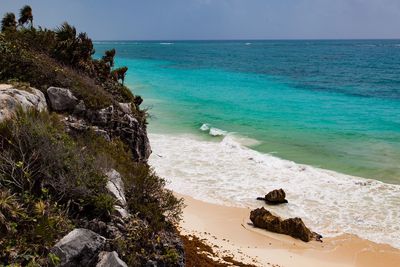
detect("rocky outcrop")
[250,207,322,242]
[51,228,106,267]
[0,84,47,122]
[105,169,129,219]
[63,115,110,141]
[96,251,128,267]
[86,105,151,162]
[257,188,288,204]
[47,87,79,111]
[118,102,132,114]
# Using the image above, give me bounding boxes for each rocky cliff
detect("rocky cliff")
[0,83,184,267]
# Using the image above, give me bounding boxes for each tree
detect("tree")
[18,5,33,29]
[102,49,116,67]
[112,67,128,85]
[1,13,17,32]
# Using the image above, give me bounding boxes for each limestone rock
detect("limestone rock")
[96,251,128,267]
[257,189,288,204]
[47,87,79,111]
[105,169,129,219]
[86,106,151,162]
[118,102,132,114]
[250,207,322,242]
[51,228,106,267]
[0,84,47,122]
[106,169,127,207]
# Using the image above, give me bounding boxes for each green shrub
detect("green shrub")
[0,109,112,219]
[77,132,184,230]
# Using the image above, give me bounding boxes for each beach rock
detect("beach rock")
[250,207,322,242]
[0,84,47,122]
[267,189,288,204]
[47,87,79,111]
[96,251,128,267]
[257,189,288,204]
[51,228,106,267]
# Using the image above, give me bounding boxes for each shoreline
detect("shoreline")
[177,193,400,267]
[150,132,400,249]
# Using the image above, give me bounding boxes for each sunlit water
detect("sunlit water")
[95,40,400,247]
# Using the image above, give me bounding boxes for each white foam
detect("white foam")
[200,123,210,131]
[209,127,228,136]
[160,42,174,45]
[148,133,400,249]
[199,123,228,136]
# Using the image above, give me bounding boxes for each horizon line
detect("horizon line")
[93,38,400,42]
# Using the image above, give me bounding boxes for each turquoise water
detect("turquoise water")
[95,40,400,184]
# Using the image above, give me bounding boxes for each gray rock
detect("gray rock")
[74,100,86,114]
[96,251,128,267]
[105,169,130,218]
[47,87,79,111]
[114,205,130,218]
[146,260,157,267]
[105,169,127,207]
[0,84,47,122]
[86,106,151,162]
[118,102,132,114]
[51,228,106,267]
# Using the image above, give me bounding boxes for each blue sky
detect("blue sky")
[1,0,400,40]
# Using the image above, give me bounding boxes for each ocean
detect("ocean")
[95,40,400,248]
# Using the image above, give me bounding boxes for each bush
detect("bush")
[76,132,184,229]
[0,109,113,219]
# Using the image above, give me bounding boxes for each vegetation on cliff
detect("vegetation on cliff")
[0,6,183,266]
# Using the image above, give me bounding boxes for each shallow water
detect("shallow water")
[96,40,400,184]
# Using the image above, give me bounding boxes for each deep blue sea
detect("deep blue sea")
[95,40,400,184]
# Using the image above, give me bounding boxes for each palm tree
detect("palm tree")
[56,22,77,41]
[1,13,17,32]
[18,5,33,29]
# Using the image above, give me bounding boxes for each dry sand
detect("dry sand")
[178,193,400,267]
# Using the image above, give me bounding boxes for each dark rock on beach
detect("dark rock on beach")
[250,207,322,242]
[257,188,288,204]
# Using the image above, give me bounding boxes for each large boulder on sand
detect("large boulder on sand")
[51,228,106,267]
[47,87,79,111]
[96,251,128,267]
[250,207,322,242]
[257,188,288,204]
[0,84,47,122]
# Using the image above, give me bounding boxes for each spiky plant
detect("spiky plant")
[1,13,17,32]
[0,189,24,232]
[18,5,33,29]
[55,22,76,41]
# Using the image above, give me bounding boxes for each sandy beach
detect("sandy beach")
[178,193,400,267]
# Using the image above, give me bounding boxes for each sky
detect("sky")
[1,0,400,40]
